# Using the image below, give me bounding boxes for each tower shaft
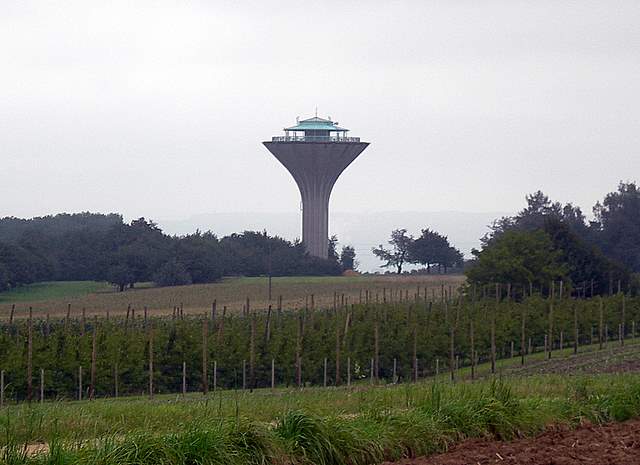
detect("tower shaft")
[263,141,368,258]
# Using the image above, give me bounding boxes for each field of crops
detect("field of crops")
[1,283,639,465]
[0,285,637,399]
[0,275,465,319]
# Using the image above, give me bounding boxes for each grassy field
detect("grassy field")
[0,282,112,304]
[0,274,465,319]
[1,372,639,464]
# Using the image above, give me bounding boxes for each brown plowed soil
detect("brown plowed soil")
[386,419,640,465]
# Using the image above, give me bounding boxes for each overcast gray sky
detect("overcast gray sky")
[2,1,639,226]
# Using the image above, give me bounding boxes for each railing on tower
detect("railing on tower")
[271,135,361,142]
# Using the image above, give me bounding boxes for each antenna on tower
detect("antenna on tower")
[315,106,318,117]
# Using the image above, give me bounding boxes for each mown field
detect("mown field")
[0,275,465,319]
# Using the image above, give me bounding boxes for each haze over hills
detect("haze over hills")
[158,210,510,272]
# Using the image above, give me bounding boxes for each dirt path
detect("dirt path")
[386,419,640,465]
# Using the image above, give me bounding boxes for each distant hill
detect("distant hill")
[158,210,510,272]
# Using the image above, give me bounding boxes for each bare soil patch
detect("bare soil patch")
[386,419,640,465]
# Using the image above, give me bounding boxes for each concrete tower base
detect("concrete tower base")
[263,141,369,258]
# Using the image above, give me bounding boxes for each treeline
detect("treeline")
[373,229,464,274]
[0,214,349,292]
[467,182,640,295]
[0,290,636,401]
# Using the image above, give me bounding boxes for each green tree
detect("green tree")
[466,229,566,287]
[373,229,413,274]
[593,182,640,272]
[409,229,463,273]
[340,245,357,271]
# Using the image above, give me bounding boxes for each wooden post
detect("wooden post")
[470,317,476,379]
[510,340,514,358]
[271,358,275,390]
[544,334,548,358]
[491,285,498,374]
[548,302,554,359]
[148,326,154,399]
[335,311,341,386]
[342,310,351,346]
[90,320,97,400]
[81,307,86,336]
[520,302,526,365]
[27,307,33,403]
[144,306,148,327]
[621,294,626,346]
[39,368,44,404]
[449,304,455,382]
[202,319,209,395]
[242,359,247,390]
[599,299,604,350]
[213,360,217,392]
[0,370,4,408]
[264,305,272,343]
[9,304,14,325]
[436,358,440,377]
[369,358,374,385]
[217,306,226,342]
[323,357,327,387]
[78,366,83,401]
[573,303,579,355]
[347,357,351,387]
[374,311,380,381]
[114,363,118,398]
[65,303,71,331]
[618,323,623,345]
[249,313,256,390]
[182,361,187,396]
[296,314,303,388]
[392,358,397,384]
[413,324,418,382]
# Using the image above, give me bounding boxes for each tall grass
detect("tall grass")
[2,374,640,465]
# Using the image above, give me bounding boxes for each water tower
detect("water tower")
[263,116,369,258]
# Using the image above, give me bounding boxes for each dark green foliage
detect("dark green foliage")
[152,261,192,287]
[0,215,344,293]
[471,189,636,294]
[339,245,356,272]
[593,182,640,272]
[466,230,566,287]
[410,229,463,273]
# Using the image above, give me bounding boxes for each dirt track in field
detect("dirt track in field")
[387,419,640,465]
